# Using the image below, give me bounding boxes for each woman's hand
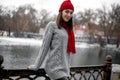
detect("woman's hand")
[27,65,37,70]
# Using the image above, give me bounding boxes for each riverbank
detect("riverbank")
[0,37,42,46]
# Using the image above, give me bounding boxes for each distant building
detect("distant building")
[73,25,104,36]
[74,25,89,35]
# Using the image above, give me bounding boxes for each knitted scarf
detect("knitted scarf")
[61,22,76,54]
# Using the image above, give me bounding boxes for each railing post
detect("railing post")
[0,55,4,80]
[103,55,112,80]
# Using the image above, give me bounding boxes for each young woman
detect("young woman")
[28,0,76,80]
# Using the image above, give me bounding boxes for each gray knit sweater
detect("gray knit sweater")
[31,21,70,80]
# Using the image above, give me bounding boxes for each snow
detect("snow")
[0,37,42,46]
[0,37,100,47]
[75,42,100,48]
[105,44,117,48]
[112,64,120,73]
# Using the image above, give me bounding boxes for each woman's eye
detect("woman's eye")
[65,10,73,14]
[65,10,69,13]
[70,12,73,14]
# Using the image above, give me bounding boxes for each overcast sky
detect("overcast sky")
[0,0,120,14]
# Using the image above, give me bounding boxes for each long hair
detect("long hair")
[56,12,73,31]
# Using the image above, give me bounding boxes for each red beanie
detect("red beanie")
[59,0,74,12]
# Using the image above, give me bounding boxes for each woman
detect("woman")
[28,0,76,80]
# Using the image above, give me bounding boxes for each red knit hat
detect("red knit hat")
[59,0,74,12]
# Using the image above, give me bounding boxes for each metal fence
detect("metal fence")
[0,55,112,80]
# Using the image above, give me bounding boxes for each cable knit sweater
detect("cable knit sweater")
[30,21,70,80]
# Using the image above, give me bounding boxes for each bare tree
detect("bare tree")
[38,9,52,28]
[0,5,4,30]
[74,9,98,37]
[96,4,120,47]
[12,5,37,33]
[96,5,113,44]
[110,4,120,47]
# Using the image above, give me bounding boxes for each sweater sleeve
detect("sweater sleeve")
[31,22,54,70]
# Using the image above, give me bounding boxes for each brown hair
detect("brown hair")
[56,12,73,31]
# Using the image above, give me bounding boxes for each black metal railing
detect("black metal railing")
[0,55,112,80]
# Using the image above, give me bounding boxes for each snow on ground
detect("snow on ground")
[75,42,100,48]
[112,64,120,73]
[0,37,42,46]
[0,37,100,48]
[105,44,117,48]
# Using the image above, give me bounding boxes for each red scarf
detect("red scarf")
[61,22,76,54]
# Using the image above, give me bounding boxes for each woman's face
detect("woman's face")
[62,9,73,22]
